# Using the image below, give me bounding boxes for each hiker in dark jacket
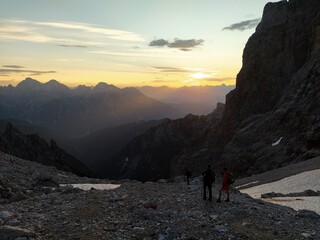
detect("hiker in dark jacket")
[185,169,192,185]
[202,165,215,201]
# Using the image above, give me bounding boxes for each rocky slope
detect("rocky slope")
[66,120,163,176]
[107,0,320,180]
[109,103,224,181]
[0,124,92,177]
[0,151,319,240]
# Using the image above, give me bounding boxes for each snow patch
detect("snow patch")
[240,169,320,214]
[60,183,121,191]
[265,197,320,215]
[272,137,283,146]
[236,181,259,189]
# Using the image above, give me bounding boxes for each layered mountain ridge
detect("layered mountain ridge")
[0,78,182,135]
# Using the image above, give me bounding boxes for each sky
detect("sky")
[0,0,277,88]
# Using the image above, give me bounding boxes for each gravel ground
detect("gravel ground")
[1,151,320,239]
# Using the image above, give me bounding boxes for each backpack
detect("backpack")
[227,173,235,185]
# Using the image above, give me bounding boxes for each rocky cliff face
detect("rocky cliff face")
[223,50,320,175]
[107,0,320,181]
[221,0,320,142]
[221,0,320,175]
[0,124,92,177]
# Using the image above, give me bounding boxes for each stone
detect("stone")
[0,226,37,239]
[296,210,320,220]
[10,191,27,202]
[301,233,312,238]
[143,201,158,210]
[0,210,14,220]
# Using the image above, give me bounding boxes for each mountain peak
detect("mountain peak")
[16,78,42,90]
[94,82,119,93]
[43,79,69,91]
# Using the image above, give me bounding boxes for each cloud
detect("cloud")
[223,18,261,31]
[0,19,144,48]
[58,44,88,48]
[33,20,145,42]
[179,48,192,52]
[149,38,204,51]
[89,50,177,59]
[151,79,177,83]
[2,65,24,68]
[201,77,236,82]
[149,39,169,47]
[152,67,193,73]
[167,39,204,49]
[0,68,56,76]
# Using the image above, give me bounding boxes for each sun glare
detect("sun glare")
[191,72,211,79]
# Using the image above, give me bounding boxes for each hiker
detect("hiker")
[202,165,215,201]
[217,167,233,203]
[185,169,192,185]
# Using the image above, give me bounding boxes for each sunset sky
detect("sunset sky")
[0,0,277,88]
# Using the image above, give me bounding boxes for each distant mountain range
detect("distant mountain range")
[138,85,234,115]
[0,78,183,135]
[0,79,233,135]
[0,80,234,176]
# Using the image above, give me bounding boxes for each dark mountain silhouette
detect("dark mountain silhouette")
[0,79,183,135]
[0,123,92,176]
[138,85,234,115]
[61,120,163,176]
[109,103,225,181]
[106,0,320,181]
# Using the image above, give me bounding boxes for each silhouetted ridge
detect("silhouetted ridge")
[43,79,69,91]
[0,79,182,134]
[0,123,92,177]
[16,78,42,90]
[93,82,120,93]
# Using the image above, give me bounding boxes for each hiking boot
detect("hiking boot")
[225,198,230,202]
[216,199,221,203]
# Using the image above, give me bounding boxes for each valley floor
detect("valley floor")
[0,152,319,239]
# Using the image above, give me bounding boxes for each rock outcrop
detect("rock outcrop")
[221,0,320,174]
[0,123,92,177]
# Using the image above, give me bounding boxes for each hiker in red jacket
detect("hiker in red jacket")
[217,168,230,202]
